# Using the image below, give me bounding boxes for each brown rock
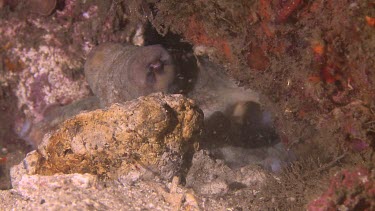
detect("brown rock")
[34,93,203,180]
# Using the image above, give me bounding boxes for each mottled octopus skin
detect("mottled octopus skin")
[84,43,175,107]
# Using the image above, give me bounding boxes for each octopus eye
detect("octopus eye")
[146,60,164,85]
[149,60,164,74]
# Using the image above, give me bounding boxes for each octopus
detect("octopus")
[16,42,292,172]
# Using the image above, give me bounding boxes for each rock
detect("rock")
[211,143,295,172]
[15,173,98,199]
[307,167,375,210]
[186,150,267,196]
[1,176,173,210]
[12,93,203,181]
[10,150,42,189]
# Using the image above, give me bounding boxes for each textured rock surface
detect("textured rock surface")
[0,93,209,210]
[307,167,375,211]
[186,150,268,196]
[3,149,272,211]
[12,45,91,121]
[1,175,173,211]
[17,93,203,180]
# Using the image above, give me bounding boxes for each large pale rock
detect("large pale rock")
[1,176,173,211]
[10,150,42,189]
[15,93,203,180]
[15,173,98,199]
[186,150,268,196]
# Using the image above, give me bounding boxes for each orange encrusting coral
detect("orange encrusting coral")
[320,65,337,84]
[259,0,303,23]
[312,43,325,56]
[3,57,25,72]
[365,16,375,27]
[185,16,232,60]
[259,0,271,21]
[0,156,6,165]
[259,0,275,37]
[299,1,320,19]
[277,0,302,22]
[308,76,321,84]
[246,46,270,71]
